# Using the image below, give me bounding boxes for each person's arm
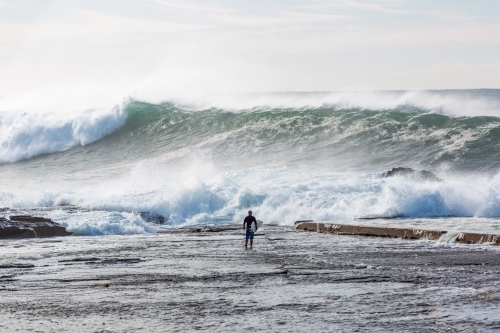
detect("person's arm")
[242,219,246,229]
[254,217,258,231]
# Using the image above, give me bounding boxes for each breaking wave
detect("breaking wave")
[0,105,126,163]
[1,89,500,234]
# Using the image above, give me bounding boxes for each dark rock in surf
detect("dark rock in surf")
[9,215,53,223]
[140,212,166,225]
[0,215,72,239]
[384,167,442,182]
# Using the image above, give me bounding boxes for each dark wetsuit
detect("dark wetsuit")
[244,216,256,229]
[244,215,257,239]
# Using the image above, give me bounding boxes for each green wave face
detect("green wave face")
[96,101,500,173]
[2,98,500,184]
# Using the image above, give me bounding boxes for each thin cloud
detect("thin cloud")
[149,0,231,13]
[149,0,357,29]
[397,62,500,74]
[0,8,211,43]
[0,0,34,9]
[291,0,408,15]
[207,11,356,30]
[424,10,483,22]
[340,0,409,14]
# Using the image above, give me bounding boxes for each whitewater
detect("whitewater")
[1,90,500,236]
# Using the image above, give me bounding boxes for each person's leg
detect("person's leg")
[250,238,253,249]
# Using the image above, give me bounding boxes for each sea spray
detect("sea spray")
[49,210,158,236]
[3,168,500,235]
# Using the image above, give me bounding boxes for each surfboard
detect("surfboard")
[251,220,263,233]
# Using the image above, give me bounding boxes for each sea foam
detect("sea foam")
[2,166,500,235]
[0,105,126,163]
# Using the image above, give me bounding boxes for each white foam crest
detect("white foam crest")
[86,168,500,227]
[0,105,127,163]
[48,210,158,236]
[167,90,500,117]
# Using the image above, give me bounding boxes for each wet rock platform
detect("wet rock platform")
[0,225,499,332]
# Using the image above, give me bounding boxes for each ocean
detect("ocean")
[1,89,500,237]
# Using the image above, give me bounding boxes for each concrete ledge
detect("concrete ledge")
[456,232,500,245]
[295,222,500,246]
[295,222,445,241]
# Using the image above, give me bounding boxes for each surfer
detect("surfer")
[243,210,257,249]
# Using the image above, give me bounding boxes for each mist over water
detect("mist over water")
[1,89,500,235]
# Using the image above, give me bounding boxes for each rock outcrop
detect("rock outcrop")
[384,167,442,182]
[0,215,72,239]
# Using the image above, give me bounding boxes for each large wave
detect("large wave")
[1,90,500,171]
[1,90,500,235]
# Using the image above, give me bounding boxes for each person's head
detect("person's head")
[248,210,252,216]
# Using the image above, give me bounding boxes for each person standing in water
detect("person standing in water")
[243,210,257,249]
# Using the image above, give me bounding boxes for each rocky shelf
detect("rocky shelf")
[295,221,500,246]
[0,215,72,239]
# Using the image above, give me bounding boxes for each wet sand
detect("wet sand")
[1,225,499,332]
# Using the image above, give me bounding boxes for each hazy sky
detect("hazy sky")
[1,0,499,106]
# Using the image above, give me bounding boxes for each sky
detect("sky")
[0,0,499,109]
